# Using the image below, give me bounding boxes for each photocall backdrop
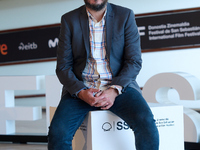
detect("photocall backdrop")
[0,8,200,64]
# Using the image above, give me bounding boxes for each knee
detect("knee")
[134,110,156,129]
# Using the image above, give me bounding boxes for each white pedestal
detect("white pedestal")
[72,104,184,150]
[50,104,184,150]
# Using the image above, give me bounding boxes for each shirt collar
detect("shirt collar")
[86,9,107,23]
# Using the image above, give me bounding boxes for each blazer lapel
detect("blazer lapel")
[105,3,114,59]
[79,4,114,59]
[80,6,90,58]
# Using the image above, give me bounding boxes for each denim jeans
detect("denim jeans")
[48,87,159,150]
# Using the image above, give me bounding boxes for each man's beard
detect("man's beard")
[84,0,108,11]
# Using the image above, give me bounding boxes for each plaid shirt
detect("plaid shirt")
[82,10,112,90]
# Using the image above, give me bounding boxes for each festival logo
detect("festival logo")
[102,122,112,131]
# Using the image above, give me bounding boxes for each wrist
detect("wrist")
[76,87,88,98]
[109,85,122,95]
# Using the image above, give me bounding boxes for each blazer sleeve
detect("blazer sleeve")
[110,10,142,89]
[56,15,86,96]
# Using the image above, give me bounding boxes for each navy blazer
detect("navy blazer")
[56,3,142,97]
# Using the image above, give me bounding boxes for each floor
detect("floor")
[0,143,47,150]
[0,142,195,150]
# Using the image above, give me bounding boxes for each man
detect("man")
[48,0,159,149]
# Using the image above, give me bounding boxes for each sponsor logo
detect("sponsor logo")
[102,121,130,132]
[48,38,58,48]
[0,44,8,55]
[18,42,38,50]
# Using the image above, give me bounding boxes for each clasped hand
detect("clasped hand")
[78,88,118,110]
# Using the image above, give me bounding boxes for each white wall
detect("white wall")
[1,0,200,30]
[0,0,200,87]
[139,48,200,86]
